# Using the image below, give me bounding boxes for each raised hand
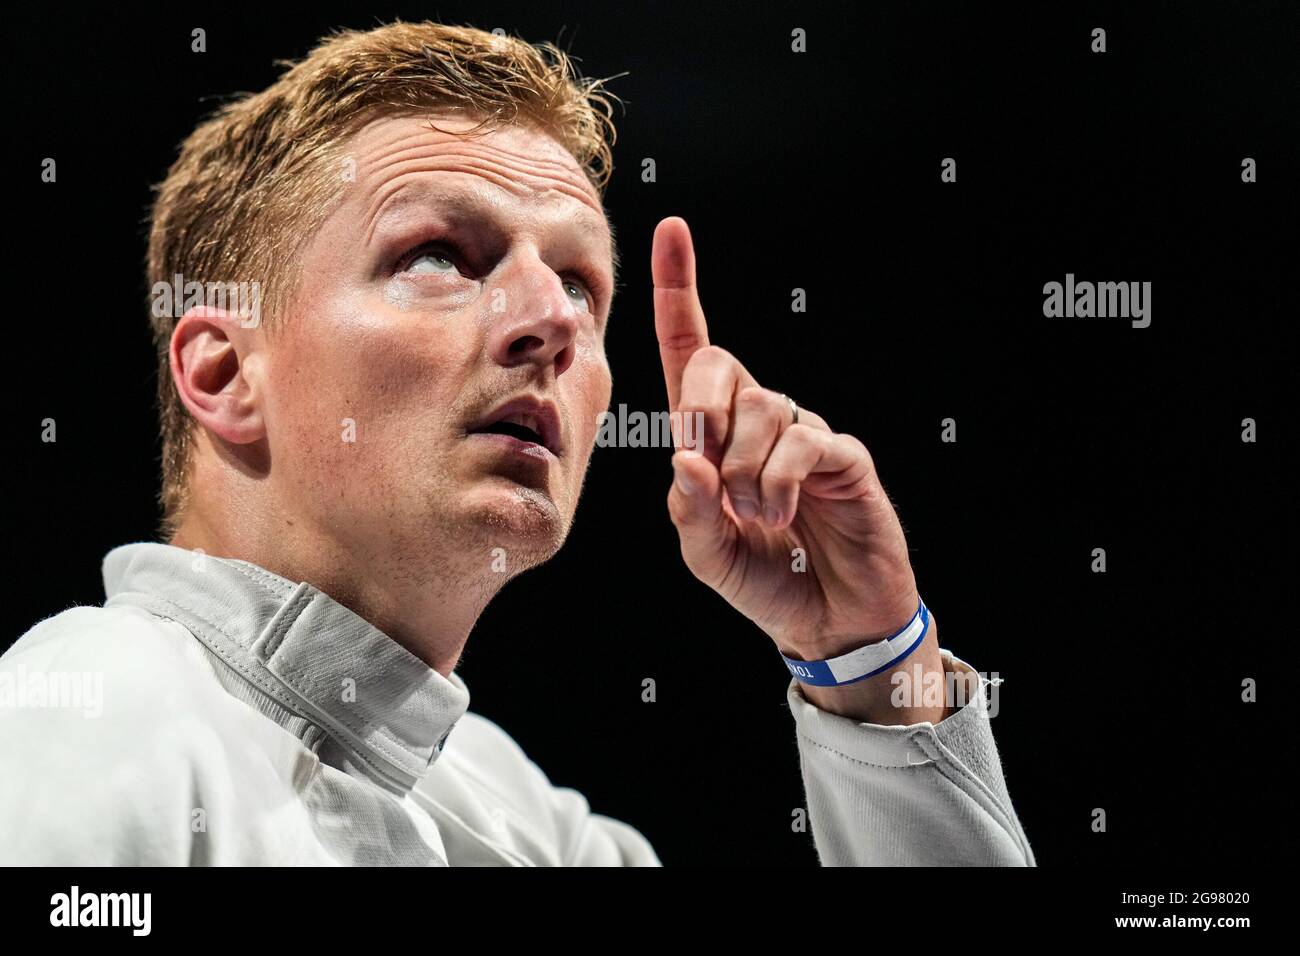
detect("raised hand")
[652,216,926,671]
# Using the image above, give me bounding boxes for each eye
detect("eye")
[562,278,591,309]
[404,249,459,275]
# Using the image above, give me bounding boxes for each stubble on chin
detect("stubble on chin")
[478,485,569,564]
[432,479,572,578]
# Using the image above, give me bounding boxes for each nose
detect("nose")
[486,252,579,377]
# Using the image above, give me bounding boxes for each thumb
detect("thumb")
[667,451,734,585]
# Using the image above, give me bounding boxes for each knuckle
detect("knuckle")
[659,330,705,354]
[686,345,732,374]
[719,458,757,487]
[737,386,783,421]
[839,431,869,454]
[785,422,820,444]
[680,401,729,427]
[840,433,874,468]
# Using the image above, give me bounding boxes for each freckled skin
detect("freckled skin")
[175,115,615,673]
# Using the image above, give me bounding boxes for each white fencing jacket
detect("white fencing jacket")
[0,543,1035,866]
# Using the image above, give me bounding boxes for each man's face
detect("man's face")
[260,114,615,573]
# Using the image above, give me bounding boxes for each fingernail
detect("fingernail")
[762,505,782,526]
[672,461,697,496]
[733,497,758,520]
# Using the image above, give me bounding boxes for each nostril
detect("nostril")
[507,335,545,356]
[554,344,575,377]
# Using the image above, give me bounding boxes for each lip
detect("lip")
[466,395,563,458]
[466,430,557,463]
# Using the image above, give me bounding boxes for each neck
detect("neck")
[169,504,503,678]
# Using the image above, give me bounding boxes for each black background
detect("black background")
[5,0,1295,867]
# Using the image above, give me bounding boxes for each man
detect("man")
[0,21,1034,866]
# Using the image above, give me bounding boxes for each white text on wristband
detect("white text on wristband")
[780,599,930,687]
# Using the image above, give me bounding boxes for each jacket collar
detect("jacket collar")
[102,542,471,794]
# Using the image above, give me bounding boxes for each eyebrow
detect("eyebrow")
[369,184,620,299]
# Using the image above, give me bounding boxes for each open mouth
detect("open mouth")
[474,419,545,445]
[466,397,562,457]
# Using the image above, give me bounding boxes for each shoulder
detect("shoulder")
[0,604,260,863]
[440,710,560,803]
[431,710,659,865]
[9,602,195,671]
[3,602,234,726]
[432,710,588,844]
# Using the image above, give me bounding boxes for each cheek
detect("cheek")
[266,305,470,465]
[568,349,613,452]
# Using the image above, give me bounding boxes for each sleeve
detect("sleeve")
[786,648,1036,866]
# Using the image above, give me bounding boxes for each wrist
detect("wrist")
[774,589,921,662]
[798,619,949,725]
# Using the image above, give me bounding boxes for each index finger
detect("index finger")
[652,216,710,411]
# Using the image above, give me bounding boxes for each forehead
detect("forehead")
[346,114,613,254]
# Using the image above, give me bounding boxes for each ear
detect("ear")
[170,306,266,445]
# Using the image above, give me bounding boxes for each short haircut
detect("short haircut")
[145,21,622,538]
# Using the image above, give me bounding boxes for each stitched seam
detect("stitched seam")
[124,592,418,790]
[798,725,1028,859]
[225,561,296,599]
[928,757,1027,855]
[917,736,1026,852]
[228,563,440,769]
[260,587,313,659]
[237,581,427,776]
[268,645,429,770]
[795,729,922,770]
[227,559,437,675]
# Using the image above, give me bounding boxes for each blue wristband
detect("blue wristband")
[780,599,930,687]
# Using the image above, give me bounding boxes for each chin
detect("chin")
[466,481,571,564]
